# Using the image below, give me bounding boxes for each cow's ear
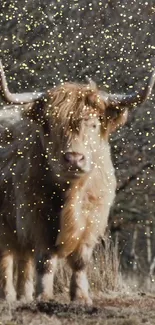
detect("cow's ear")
[24,97,50,134]
[106,107,128,133]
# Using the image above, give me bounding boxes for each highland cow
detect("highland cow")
[0,61,154,304]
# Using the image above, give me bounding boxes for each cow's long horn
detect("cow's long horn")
[101,70,155,108]
[0,60,44,104]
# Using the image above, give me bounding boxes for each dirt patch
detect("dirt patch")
[17,301,101,318]
[1,294,155,325]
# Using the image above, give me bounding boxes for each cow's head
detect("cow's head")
[0,61,154,180]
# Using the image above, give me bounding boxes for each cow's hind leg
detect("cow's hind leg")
[37,254,57,301]
[16,253,34,302]
[67,244,93,305]
[0,251,16,302]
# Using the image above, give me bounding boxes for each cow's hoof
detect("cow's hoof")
[18,294,34,303]
[71,296,93,306]
[5,289,17,302]
[37,293,54,302]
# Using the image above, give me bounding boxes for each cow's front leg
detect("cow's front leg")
[67,244,93,305]
[0,251,16,302]
[37,254,57,301]
[17,253,34,302]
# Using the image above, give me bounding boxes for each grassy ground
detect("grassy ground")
[1,292,155,325]
[1,242,155,325]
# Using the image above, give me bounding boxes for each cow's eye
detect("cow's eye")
[92,124,97,129]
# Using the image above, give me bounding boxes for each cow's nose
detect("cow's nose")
[64,152,84,166]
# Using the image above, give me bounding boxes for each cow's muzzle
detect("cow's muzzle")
[63,151,85,171]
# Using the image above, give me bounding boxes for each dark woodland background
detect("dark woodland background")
[0,0,155,277]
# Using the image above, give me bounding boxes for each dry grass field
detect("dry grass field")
[1,293,155,325]
[0,241,155,325]
[1,283,155,325]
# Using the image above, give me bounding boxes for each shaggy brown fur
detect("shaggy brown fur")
[0,82,127,304]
